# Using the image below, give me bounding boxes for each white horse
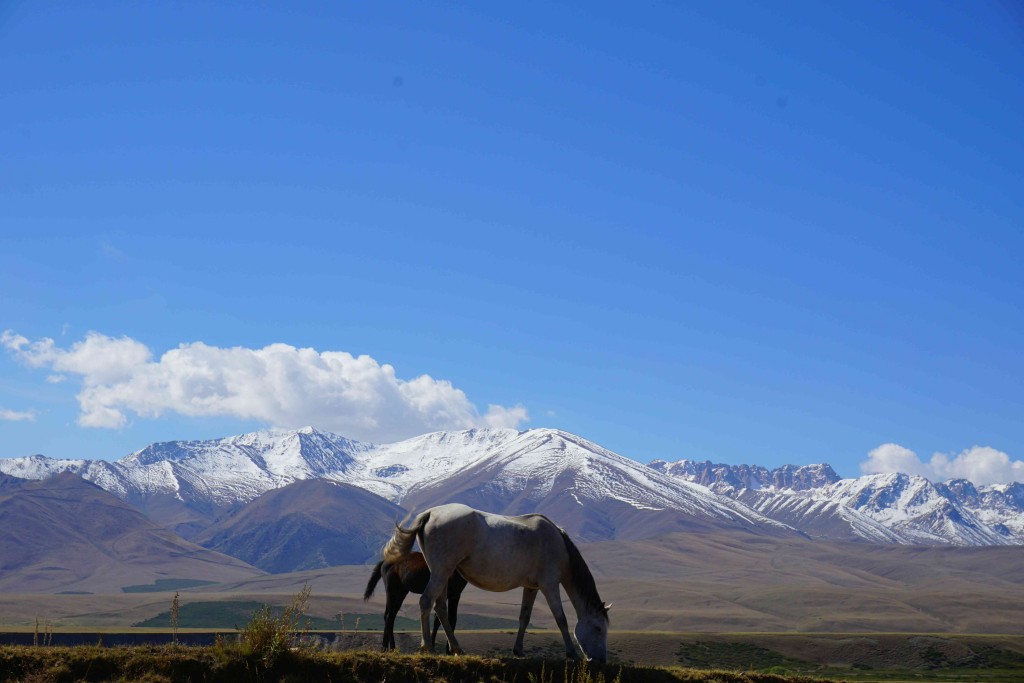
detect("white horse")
[383,503,610,662]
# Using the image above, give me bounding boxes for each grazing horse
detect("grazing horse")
[363,551,468,652]
[383,503,610,663]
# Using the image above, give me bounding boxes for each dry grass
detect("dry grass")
[0,645,834,683]
[236,582,312,667]
[4,530,1024,636]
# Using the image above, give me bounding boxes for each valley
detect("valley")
[2,426,1023,677]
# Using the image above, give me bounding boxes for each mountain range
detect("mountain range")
[649,458,1024,545]
[2,426,1023,592]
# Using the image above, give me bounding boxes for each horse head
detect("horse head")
[573,602,611,664]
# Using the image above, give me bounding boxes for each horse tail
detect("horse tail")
[363,560,384,601]
[383,510,430,564]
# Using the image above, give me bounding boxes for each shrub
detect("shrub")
[237,583,312,667]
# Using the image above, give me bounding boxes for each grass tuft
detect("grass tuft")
[236,581,312,668]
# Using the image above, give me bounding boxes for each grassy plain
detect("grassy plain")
[3,529,1024,681]
[5,530,1024,633]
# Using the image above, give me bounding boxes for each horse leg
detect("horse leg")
[383,587,407,651]
[440,577,468,655]
[431,615,442,653]
[429,597,452,654]
[380,605,390,652]
[446,577,466,655]
[419,574,462,655]
[431,584,464,656]
[512,588,538,657]
[540,583,579,660]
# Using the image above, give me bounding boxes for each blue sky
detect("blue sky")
[2,1,1022,480]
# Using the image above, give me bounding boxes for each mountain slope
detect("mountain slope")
[1,427,799,544]
[195,479,406,572]
[0,428,370,538]
[0,472,263,593]
[366,429,797,541]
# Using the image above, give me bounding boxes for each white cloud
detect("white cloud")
[929,446,1024,485]
[2,330,529,442]
[861,442,1024,485]
[861,443,933,479]
[0,407,36,422]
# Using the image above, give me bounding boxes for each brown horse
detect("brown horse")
[363,551,468,651]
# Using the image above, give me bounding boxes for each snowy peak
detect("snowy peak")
[651,459,1024,546]
[123,426,366,478]
[1,427,375,513]
[1,426,799,543]
[944,480,1024,541]
[773,463,841,490]
[0,453,90,480]
[109,427,372,506]
[822,473,1016,546]
[368,427,796,541]
[648,459,840,492]
[5,427,1023,548]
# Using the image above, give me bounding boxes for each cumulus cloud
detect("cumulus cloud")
[2,330,528,442]
[861,442,1024,485]
[0,407,36,422]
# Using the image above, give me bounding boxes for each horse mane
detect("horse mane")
[528,514,607,618]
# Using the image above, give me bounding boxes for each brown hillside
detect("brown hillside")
[194,479,406,573]
[0,473,263,593]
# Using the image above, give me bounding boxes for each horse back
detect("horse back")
[422,504,569,591]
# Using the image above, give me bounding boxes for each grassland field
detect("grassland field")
[3,630,1024,682]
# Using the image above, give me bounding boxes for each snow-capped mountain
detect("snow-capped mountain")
[648,459,841,492]
[0,427,794,542]
[352,428,795,540]
[651,459,1024,546]
[119,427,369,505]
[0,428,373,537]
[5,428,1023,547]
[940,479,1024,540]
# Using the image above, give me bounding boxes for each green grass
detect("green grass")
[121,579,218,594]
[133,601,341,630]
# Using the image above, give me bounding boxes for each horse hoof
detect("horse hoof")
[451,647,464,656]
[513,649,524,657]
